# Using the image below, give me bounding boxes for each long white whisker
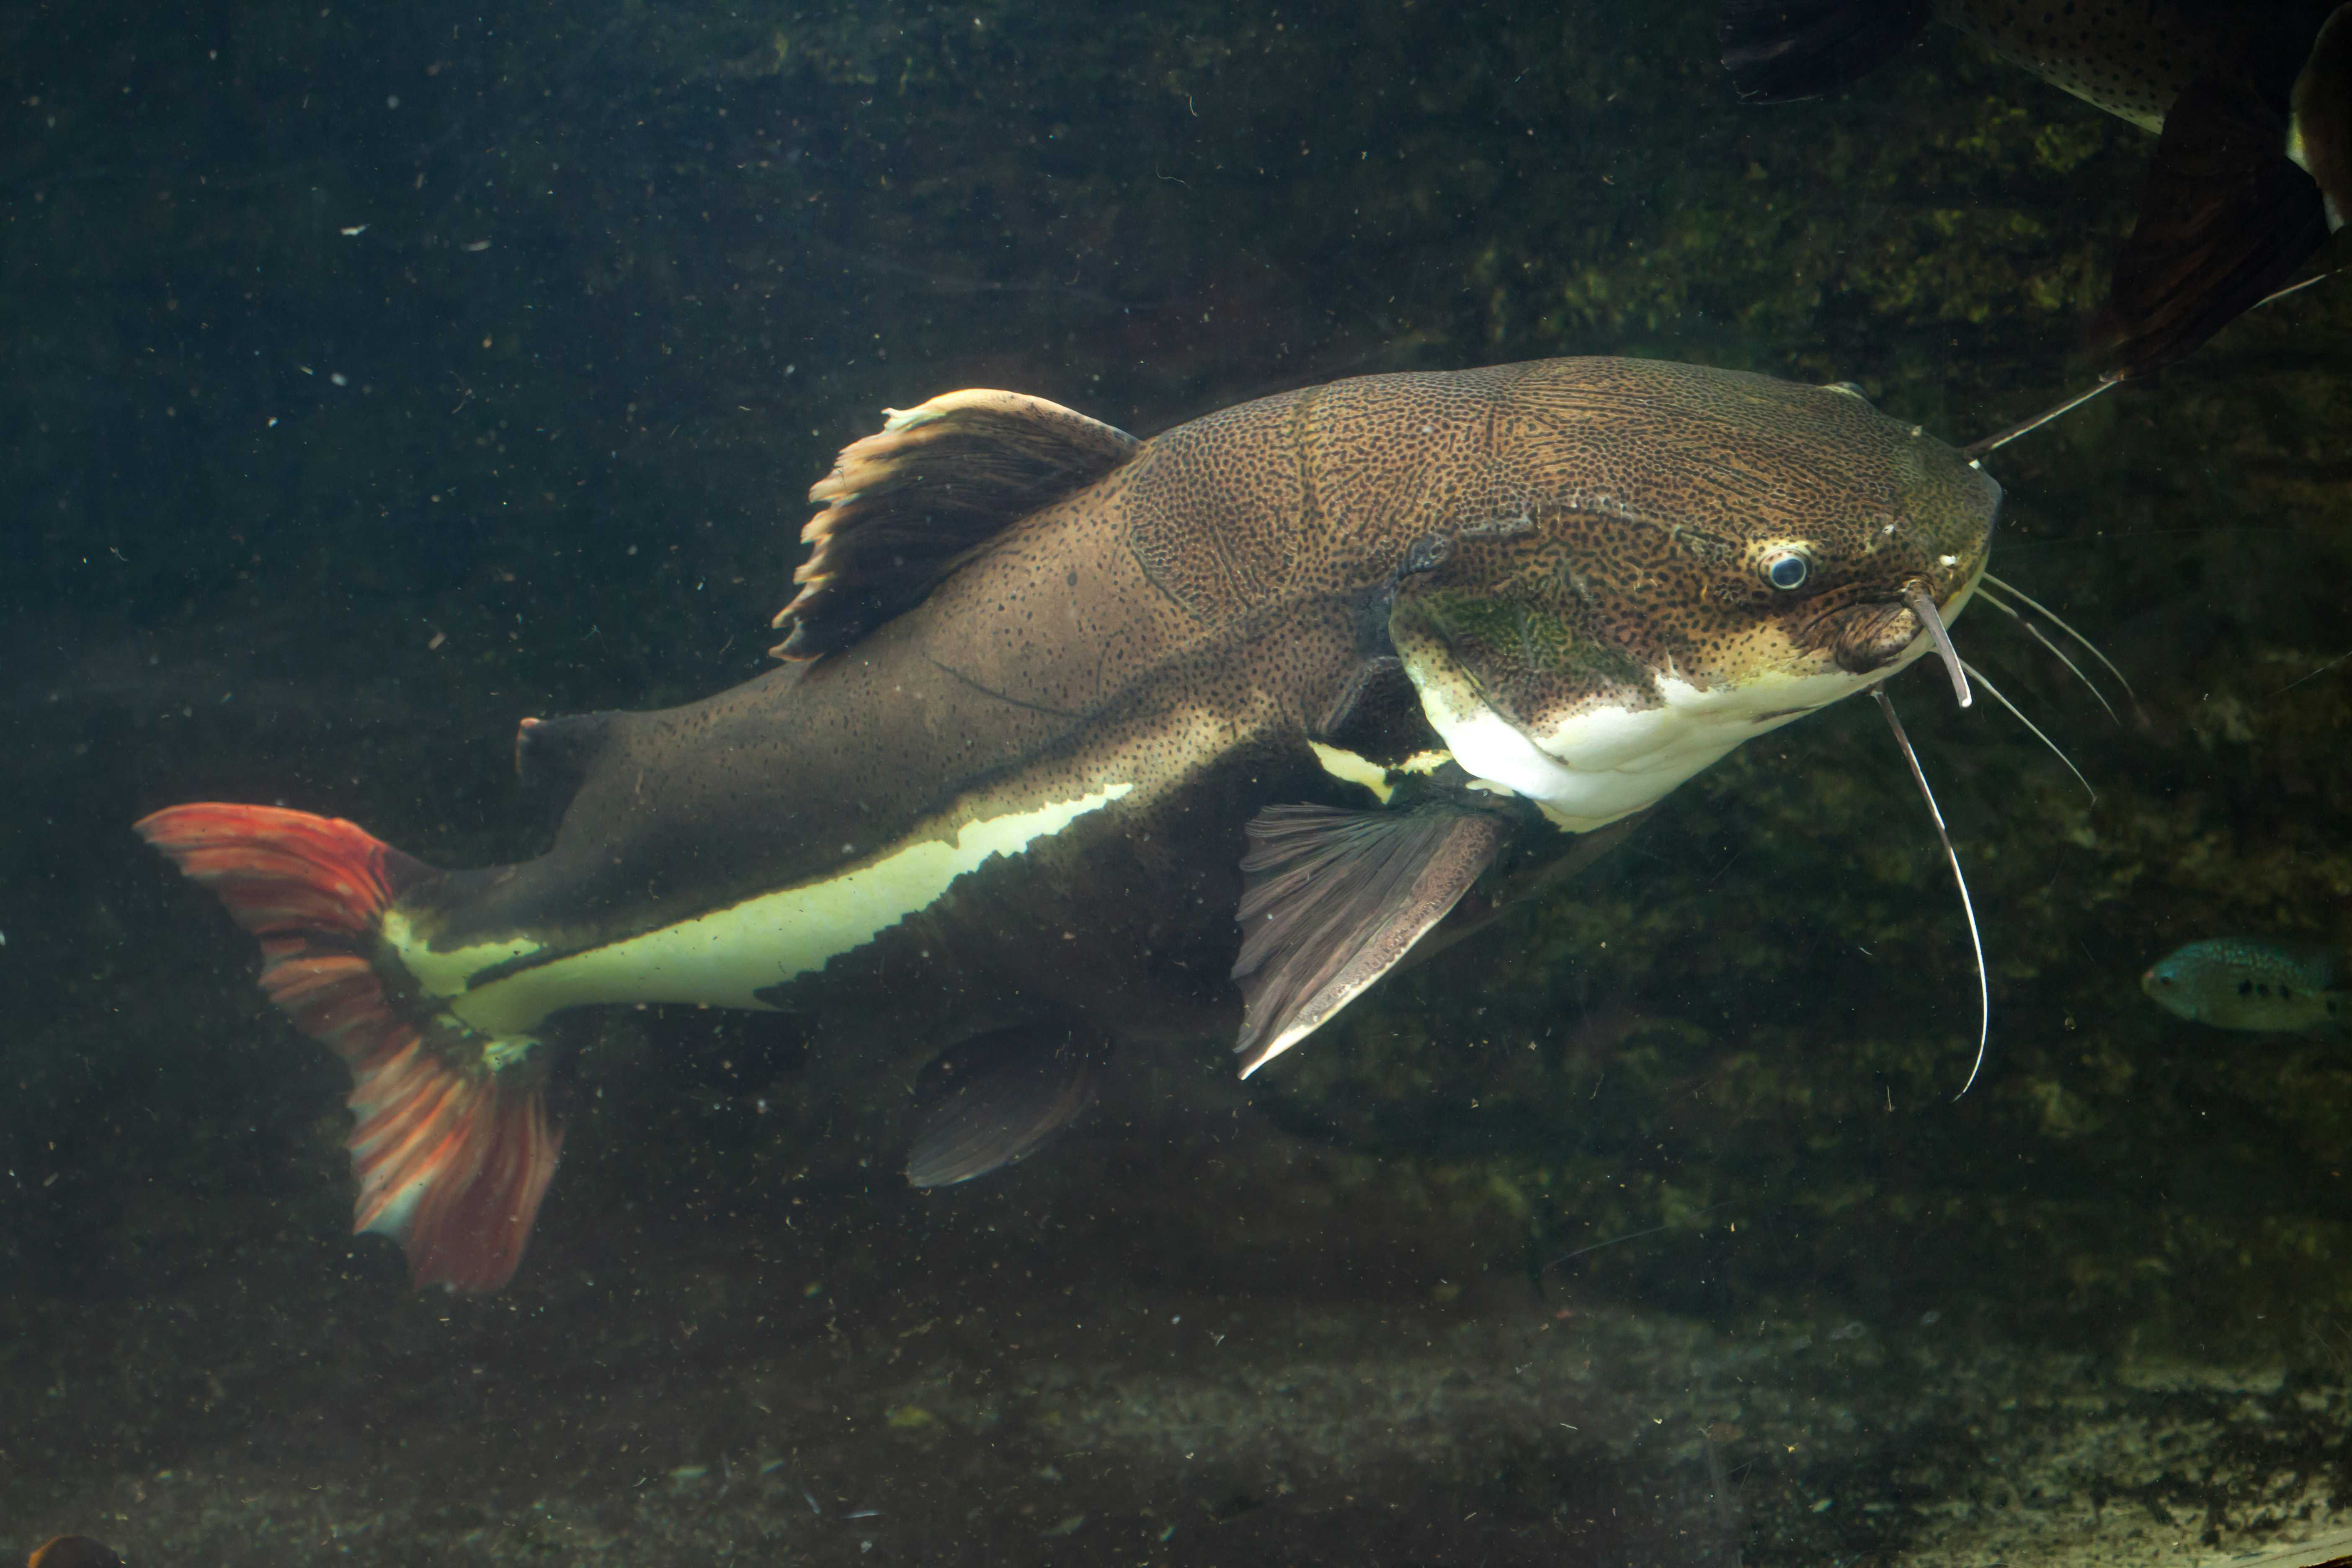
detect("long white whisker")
[1873,685,1989,1101]
[1970,586,2121,724]
[2278,648,2352,695]
[1981,573,2137,700]
[1906,591,1972,708]
[1960,279,2338,464]
[1960,658,2094,801]
[1963,378,2118,462]
[2252,271,2336,312]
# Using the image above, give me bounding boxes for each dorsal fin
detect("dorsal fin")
[769,389,1141,660]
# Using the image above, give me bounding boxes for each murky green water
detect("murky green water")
[6,1,2351,1563]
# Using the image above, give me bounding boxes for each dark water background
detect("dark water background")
[5,0,2352,1563]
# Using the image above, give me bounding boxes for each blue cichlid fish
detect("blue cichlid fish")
[2141,937,2345,1032]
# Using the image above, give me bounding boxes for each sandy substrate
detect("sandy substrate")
[8,1087,2350,1568]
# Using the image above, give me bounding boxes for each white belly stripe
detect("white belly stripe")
[402,785,1133,1037]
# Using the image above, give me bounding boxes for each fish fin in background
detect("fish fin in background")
[2291,5,2352,232]
[134,805,561,1292]
[905,1020,1109,1188]
[2096,70,2335,378]
[771,388,1143,659]
[1232,800,1515,1078]
[1719,0,1934,103]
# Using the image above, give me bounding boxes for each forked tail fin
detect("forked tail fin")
[135,804,562,1291]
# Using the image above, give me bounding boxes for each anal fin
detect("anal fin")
[905,1021,1108,1189]
[1231,800,1515,1078]
[2098,70,2334,377]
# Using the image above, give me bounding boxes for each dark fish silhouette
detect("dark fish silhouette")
[1720,0,2351,376]
[27,1540,124,1568]
[138,360,1996,1291]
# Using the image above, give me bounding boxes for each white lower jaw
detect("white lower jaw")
[1411,660,1893,831]
[1406,583,1978,832]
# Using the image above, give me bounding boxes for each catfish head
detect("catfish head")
[1388,364,2000,831]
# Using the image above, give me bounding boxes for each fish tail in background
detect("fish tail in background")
[27,1539,125,1568]
[2095,66,2336,379]
[2291,5,2352,233]
[133,804,561,1292]
[1718,0,1934,103]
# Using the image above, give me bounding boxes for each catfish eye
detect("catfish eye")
[1762,550,1810,591]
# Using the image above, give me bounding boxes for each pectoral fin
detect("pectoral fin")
[905,1021,1108,1189]
[1231,801,1514,1078]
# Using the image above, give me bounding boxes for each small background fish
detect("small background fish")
[2142,938,2345,1032]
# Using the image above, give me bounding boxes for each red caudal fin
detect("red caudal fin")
[134,804,562,1291]
[344,1036,562,1292]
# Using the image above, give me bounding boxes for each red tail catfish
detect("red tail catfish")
[139,359,1998,1290]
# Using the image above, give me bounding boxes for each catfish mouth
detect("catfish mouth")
[1828,574,1979,678]
[1831,599,1929,675]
